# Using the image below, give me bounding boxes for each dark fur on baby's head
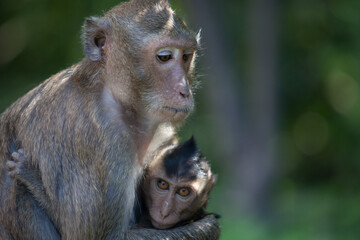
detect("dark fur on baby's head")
[164,136,209,180]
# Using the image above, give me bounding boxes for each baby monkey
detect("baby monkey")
[7,137,217,230]
[140,136,217,229]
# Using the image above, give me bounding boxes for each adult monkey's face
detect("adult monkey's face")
[88,0,201,124]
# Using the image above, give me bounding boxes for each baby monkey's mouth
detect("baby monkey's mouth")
[150,217,177,230]
[163,106,192,113]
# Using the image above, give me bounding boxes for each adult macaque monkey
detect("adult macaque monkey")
[0,0,220,239]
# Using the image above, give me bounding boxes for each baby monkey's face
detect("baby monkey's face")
[143,167,210,229]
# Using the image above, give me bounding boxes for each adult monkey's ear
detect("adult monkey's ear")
[82,17,110,62]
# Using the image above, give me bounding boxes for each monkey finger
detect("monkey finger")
[8,169,20,179]
[6,161,21,179]
[213,213,221,219]
[11,152,25,163]
[6,161,17,170]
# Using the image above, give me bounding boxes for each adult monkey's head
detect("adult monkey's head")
[83,0,200,124]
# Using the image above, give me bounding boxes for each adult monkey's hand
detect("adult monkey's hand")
[127,215,220,240]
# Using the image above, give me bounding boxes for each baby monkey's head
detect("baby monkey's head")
[143,136,217,229]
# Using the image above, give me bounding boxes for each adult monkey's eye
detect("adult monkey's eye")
[177,187,191,197]
[157,50,172,63]
[157,179,169,190]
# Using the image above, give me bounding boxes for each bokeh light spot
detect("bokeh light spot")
[325,71,359,115]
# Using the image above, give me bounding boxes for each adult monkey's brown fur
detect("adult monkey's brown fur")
[0,0,220,239]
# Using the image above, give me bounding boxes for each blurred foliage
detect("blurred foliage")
[0,0,360,239]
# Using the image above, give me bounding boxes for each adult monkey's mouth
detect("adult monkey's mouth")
[163,106,192,113]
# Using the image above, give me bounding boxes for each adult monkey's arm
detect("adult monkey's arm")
[126,215,220,240]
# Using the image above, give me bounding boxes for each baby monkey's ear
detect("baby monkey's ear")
[207,173,218,193]
[203,173,218,209]
[211,174,218,185]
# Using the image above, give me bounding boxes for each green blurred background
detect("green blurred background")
[1,0,360,239]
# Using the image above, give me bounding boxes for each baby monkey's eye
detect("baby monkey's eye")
[177,187,191,197]
[157,179,169,190]
[157,51,172,63]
